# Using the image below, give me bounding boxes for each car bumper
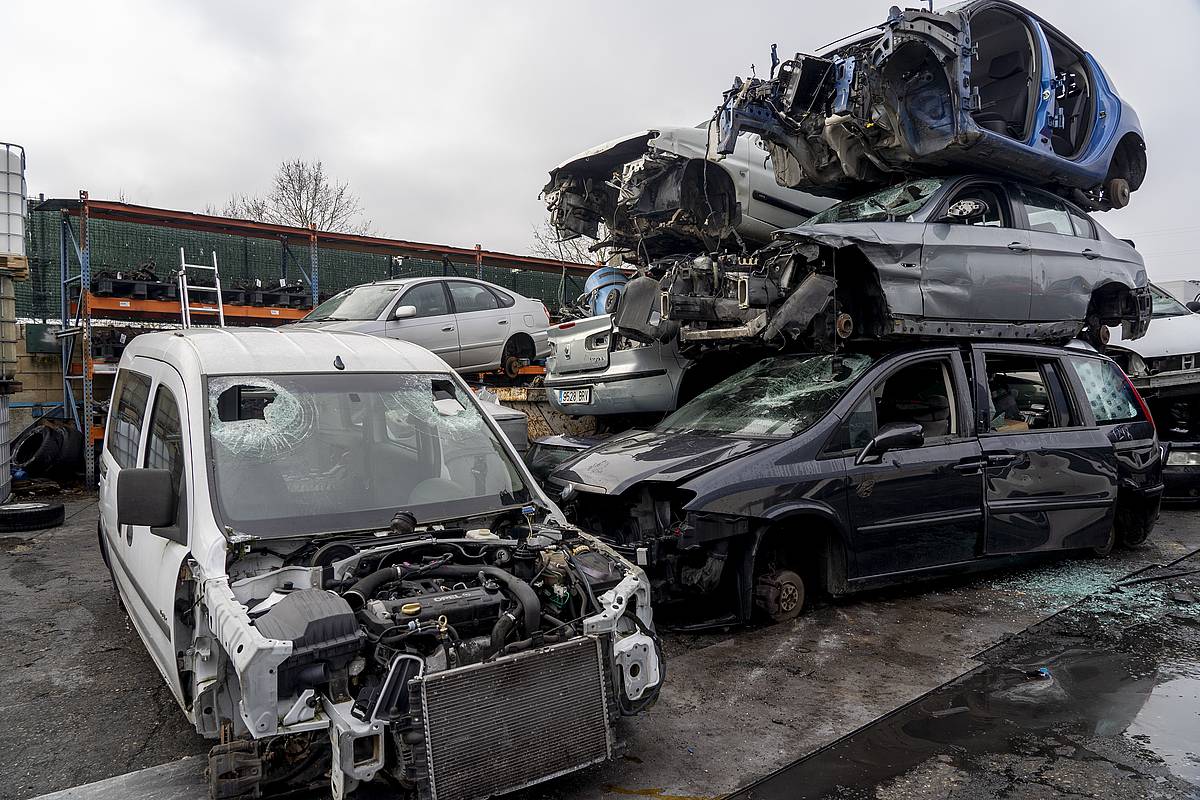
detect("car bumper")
[1163,441,1200,501]
[545,367,677,416]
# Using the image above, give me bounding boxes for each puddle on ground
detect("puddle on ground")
[730,559,1200,799]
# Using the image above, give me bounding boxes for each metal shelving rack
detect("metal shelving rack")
[55,192,310,484]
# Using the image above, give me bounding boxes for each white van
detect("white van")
[97,327,661,800]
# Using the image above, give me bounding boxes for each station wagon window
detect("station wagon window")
[983,354,1076,432]
[448,281,500,313]
[107,369,152,469]
[1066,355,1144,424]
[1020,189,1074,236]
[399,282,450,317]
[826,357,957,451]
[144,386,184,509]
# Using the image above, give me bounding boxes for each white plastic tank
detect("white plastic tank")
[1,143,26,259]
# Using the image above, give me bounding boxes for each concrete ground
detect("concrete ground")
[2,497,1197,800]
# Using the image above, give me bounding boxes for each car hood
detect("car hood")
[1110,313,1200,357]
[551,429,771,495]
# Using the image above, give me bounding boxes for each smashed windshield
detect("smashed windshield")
[1150,285,1191,318]
[657,353,875,439]
[304,284,402,321]
[805,178,946,225]
[206,373,529,537]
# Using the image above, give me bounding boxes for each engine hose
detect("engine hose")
[490,613,516,653]
[541,612,576,637]
[422,565,541,636]
[344,566,401,611]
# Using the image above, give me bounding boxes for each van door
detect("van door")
[386,280,460,366]
[842,351,985,575]
[104,360,192,700]
[975,349,1116,554]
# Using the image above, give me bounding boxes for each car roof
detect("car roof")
[121,327,451,376]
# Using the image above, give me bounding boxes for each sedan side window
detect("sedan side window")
[107,369,152,468]
[945,185,1009,227]
[1066,205,1096,239]
[400,282,450,318]
[448,281,500,313]
[1021,189,1074,236]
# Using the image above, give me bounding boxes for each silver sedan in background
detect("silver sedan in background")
[291,277,550,375]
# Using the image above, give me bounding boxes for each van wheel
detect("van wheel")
[1116,502,1154,547]
[754,569,806,623]
[1090,525,1116,558]
[0,501,65,533]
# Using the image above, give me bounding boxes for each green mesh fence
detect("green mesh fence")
[21,207,591,320]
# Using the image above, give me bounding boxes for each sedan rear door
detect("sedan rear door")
[1018,187,1099,322]
[974,346,1116,554]
[921,180,1033,322]
[447,280,510,371]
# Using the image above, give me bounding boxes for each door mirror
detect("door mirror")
[1187,301,1200,314]
[393,305,417,320]
[117,468,177,529]
[854,422,925,466]
[940,198,989,222]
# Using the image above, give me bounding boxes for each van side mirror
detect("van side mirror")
[1187,301,1200,313]
[393,305,417,320]
[855,422,925,466]
[939,198,989,222]
[117,468,178,530]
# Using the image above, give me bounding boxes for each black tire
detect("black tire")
[12,427,62,476]
[1090,525,1116,558]
[1117,504,1154,548]
[1107,176,1131,209]
[0,501,65,533]
[754,568,806,624]
[501,336,532,379]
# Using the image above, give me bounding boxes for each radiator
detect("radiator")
[412,635,614,800]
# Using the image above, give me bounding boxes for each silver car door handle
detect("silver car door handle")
[1081,248,1100,260]
[441,325,455,332]
[1007,242,1030,253]
[497,319,508,325]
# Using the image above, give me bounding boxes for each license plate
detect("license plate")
[558,388,591,405]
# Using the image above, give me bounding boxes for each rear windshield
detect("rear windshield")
[656,353,875,439]
[1066,356,1144,425]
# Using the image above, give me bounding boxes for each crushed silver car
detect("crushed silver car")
[97,328,662,800]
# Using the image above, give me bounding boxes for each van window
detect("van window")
[825,357,955,452]
[984,354,1074,432]
[107,369,152,468]
[144,385,184,508]
[1067,356,1144,424]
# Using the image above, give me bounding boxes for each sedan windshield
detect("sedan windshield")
[1150,285,1191,318]
[305,284,403,321]
[805,178,946,225]
[207,373,529,537]
[657,353,875,439]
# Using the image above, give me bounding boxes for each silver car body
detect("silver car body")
[546,314,691,417]
[291,277,550,373]
[1109,284,1200,392]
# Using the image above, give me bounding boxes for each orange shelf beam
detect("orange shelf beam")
[75,294,309,323]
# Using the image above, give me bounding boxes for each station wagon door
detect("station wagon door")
[975,349,1116,554]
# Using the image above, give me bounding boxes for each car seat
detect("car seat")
[974,51,1029,137]
[888,395,951,438]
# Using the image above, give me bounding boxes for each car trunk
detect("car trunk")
[548,314,613,375]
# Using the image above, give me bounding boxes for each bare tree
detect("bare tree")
[529,219,603,266]
[218,159,373,234]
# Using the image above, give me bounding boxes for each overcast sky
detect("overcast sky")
[8,0,1200,279]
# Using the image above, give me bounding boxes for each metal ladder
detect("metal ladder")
[176,248,226,328]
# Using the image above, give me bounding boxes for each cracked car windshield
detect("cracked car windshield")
[656,353,875,438]
[805,178,946,225]
[207,373,528,536]
[304,284,402,321]
[1151,286,1191,318]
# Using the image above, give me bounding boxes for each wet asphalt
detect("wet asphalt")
[2,497,1199,800]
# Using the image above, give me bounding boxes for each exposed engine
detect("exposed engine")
[206,510,661,800]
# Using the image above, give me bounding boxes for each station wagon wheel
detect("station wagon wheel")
[754,569,806,624]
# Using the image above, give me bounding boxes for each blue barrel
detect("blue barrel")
[584,267,628,316]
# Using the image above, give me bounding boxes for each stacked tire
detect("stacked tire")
[12,423,83,480]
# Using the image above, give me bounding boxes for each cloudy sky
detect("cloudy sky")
[9,0,1200,279]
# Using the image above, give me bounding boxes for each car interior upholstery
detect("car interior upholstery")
[986,357,1055,432]
[875,360,955,439]
[946,184,1008,227]
[1045,33,1093,157]
[971,7,1036,140]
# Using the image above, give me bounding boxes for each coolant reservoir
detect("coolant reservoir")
[465,528,500,540]
[0,144,25,260]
